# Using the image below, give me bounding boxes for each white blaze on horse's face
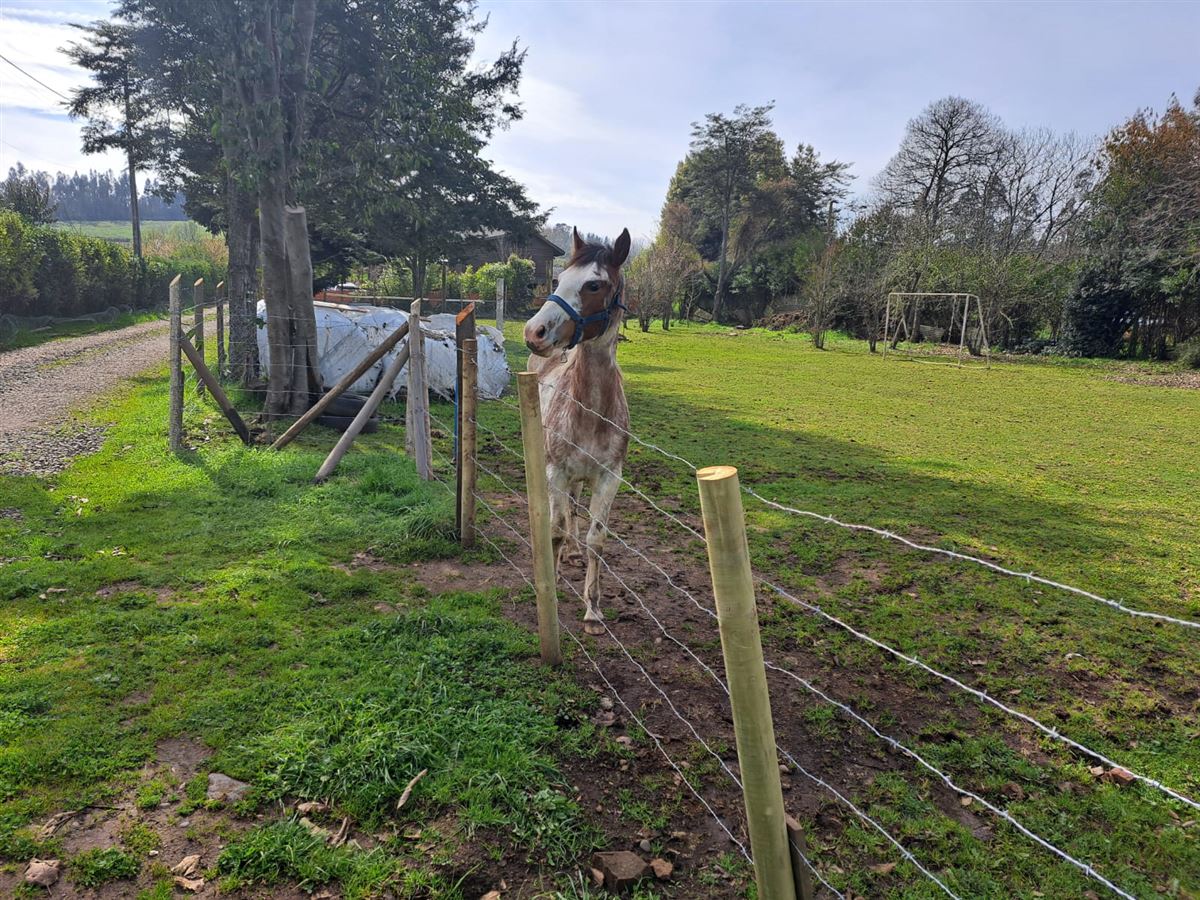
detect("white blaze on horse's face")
[524,262,608,356]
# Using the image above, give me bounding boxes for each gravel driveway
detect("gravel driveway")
[0,318,174,476]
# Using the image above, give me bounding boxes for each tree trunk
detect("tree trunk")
[124,81,142,259]
[226,175,259,385]
[712,203,731,323]
[260,170,320,417]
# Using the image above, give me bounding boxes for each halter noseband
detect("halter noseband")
[544,281,626,350]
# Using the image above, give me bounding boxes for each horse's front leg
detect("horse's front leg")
[547,467,572,574]
[582,469,620,635]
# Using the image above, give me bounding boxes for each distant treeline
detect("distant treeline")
[5,165,187,222]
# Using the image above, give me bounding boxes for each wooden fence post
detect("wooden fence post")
[455,304,477,536]
[695,464,798,900]
[272,320,410,450]
[179,333,251,445]
[406,299,432,479]
[314,340,412,483]
[168,275,184,452]
[458,338,478,548]
[517,371,562,666]
[193,278,205,397]
[215,280,226,376]
[496,277,505,333]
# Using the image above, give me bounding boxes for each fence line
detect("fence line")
[501,376,1200,812]
[421,458,756,866]
[527,377,1200,633]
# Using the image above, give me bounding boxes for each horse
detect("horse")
[523,226,632,635]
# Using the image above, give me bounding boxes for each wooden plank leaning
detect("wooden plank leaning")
[313,339,412,483]
[271,320,410,450]
[178,332,252,445]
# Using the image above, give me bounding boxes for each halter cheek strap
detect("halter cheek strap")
[544,284,626,350]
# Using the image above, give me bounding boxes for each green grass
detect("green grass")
[49,220,197,242]
[0,309,163,351]
[476,320,1200,898]
[0,359,599,897]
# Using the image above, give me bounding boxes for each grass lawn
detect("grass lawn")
[0,310,163,352]
[0,365,609,898]
[49,220,199,243]
[1,318,1198,898]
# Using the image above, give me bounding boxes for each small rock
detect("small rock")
[590,867,605,887]
[24,858,60,887]
[959,796,973,807]
[148,850,159,857]
[372,602,396,614]
[480,892,502,900]
[172,854,201,876]
[614,735,633,747]
[638,838,652,853]
[178,819,191,828]
[174,875,205,892]
[1088,765,1107,778]
[599,696,614,711]
[650,858,673,880]
[297,800,329,815]
[1001,781,1025,801]
[207,772,251,803]
[592,850,651,892]
[1105,767,1136,786]
[870,862,897,876]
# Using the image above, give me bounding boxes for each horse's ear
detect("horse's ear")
[571,226,585,255]
[611,228,631,268]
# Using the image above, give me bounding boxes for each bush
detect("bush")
[1177,339,1200,369]
[461,254,535,304]
[0,211,224,319]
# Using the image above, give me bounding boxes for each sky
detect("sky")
[1,0,1198,239]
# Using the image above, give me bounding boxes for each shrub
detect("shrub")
[1177,339,1200,369]
[0,211,225,319]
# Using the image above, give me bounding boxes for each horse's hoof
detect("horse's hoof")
[583,620,606,636]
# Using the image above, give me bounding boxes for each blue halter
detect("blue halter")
[544,283,627,350]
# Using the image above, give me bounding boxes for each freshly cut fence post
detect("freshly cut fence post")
[517,371,562,666]
[168,275,183,452]
[179,333,252,446]
[496,277,505,332]
[271,320,410,450]
[455,304,477,535]
[215,280,226,376]
[458,338,478,548]
[313,340,412,483]
[406,300,432,480]
[193,278,205,397]
[696,464,796,900]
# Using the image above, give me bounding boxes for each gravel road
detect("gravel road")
[0,318,173,476]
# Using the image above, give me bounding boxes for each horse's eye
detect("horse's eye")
[586,281,601,292]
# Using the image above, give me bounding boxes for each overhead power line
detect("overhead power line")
[0,51,70,100]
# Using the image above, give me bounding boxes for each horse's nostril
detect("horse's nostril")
[536,325,547,339]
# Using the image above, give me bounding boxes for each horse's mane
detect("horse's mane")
[567,241,617,271]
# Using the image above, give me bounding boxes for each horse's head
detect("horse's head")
[525,226,631,356]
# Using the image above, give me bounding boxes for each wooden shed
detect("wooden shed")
[454,230,564,296]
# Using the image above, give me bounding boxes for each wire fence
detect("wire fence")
[434,350,1198,898]
[174,291,1196,897]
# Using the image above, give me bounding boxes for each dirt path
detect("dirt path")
[0,318,172,476]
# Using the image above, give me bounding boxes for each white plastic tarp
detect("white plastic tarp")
[255,301,510,399]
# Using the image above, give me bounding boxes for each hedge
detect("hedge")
[0,210,225,318]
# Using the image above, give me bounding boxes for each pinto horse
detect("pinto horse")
[523,227,632,635]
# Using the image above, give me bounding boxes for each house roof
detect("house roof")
[480,230,565,257]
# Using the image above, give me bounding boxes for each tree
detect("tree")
[0,165,56,224]
[65,20,162,258]
[680,103,776,322]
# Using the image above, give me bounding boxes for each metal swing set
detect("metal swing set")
[881,292,992,369]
